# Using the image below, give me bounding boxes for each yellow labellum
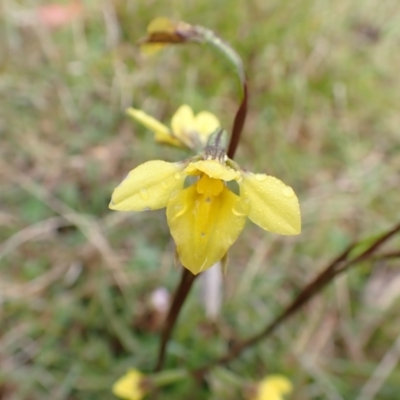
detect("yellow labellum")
[167,174,247,273]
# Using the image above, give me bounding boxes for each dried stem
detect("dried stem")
[192,221,400,379]
[154,268,197,371]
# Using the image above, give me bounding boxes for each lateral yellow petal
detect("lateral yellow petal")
[185,160,240,181]
[126,107,169,135]
[240,173,301,235]
[110,160,185,211]
[167,183,247,275]
[126,108,182,147]
[193,111,220,142]
[153,131,182,147]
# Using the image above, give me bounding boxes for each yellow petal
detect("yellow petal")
[126,107,169,136]
[147,17,175,34]
[196,173,224,196]
[112,369,145,400]
[153,133,183,147]
[256,375,292,400]
[170,106,220,149]
[167,178,247,274]
[170,104,195,145]
[126,108,182,147]
[140,42,168,56]
[240,173,301,235]
[193,111,220,142]
[110,160,185,211]
[185,160,241,181]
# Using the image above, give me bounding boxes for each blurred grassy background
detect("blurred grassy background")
[1,0,400,399]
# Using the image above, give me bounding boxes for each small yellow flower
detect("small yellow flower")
[139,17,199,55]
[249,375,293,400]
[112,369,147,400]
[109,136,301,275]
[126,105,220,150]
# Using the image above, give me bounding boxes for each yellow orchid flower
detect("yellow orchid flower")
[109,132,300,275]
[126,105,220,150]
[248,375,293,400]
[112,369,148,400]
[139,17,186,55]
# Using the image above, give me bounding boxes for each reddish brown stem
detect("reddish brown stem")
[154,268,197,372]
[227,83,248,159]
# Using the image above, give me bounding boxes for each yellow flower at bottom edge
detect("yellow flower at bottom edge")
[126,104,220,150]
[250,375,293,400]
[112,369,147,400]
[109,144,301,275]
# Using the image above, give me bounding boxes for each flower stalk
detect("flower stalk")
[154,268,197,372]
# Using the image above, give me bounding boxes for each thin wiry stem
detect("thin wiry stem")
[227,82,248,159]
[154,268,197,372]
[191,221,400,379]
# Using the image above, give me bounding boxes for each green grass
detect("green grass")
[1,0,400,399]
